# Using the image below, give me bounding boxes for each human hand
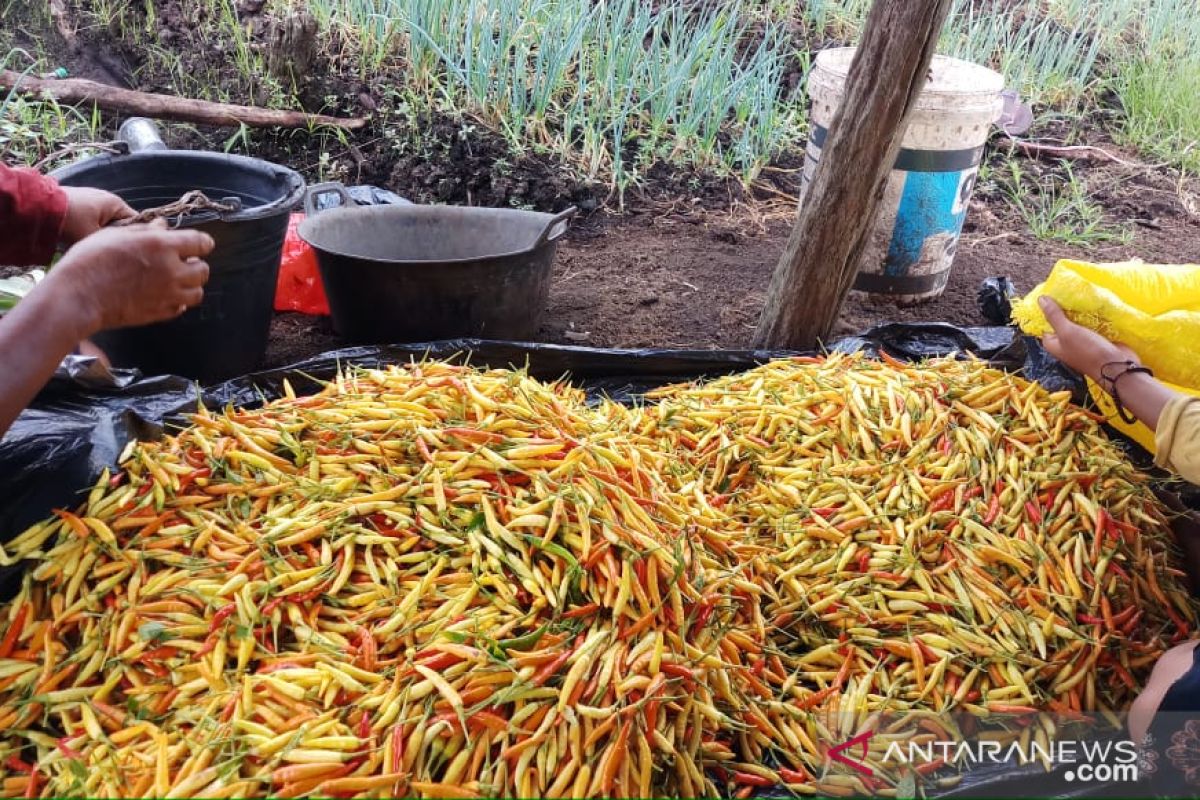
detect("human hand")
[48,220,214,334]
[1039,296,1139,384]
[59,187,135,244]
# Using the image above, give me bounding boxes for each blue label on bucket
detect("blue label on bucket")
[883,167,977,276]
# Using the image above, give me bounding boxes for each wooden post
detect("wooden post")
[753,0,953,349]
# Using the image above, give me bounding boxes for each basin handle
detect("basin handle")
[533,206,578,249]
[304,182,357,216]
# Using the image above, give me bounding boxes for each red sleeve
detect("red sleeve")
[0,163,68,267]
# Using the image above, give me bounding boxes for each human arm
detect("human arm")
[0,163,68,266]
[1040,296,1200,484]
[1038,296,1179,430]
[0,222,213,437]
[0,162,134,266]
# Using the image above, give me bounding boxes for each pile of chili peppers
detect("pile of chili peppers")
[0,355,1194,798]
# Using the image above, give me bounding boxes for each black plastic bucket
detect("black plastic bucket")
[298,182,575,343]
[52,150,305,382]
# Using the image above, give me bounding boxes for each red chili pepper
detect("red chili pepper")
[690,595,717,635]
[138,646,179,663]
[810,506,840,518]
[143,662,170,678]
[443,426,506,444]
[779,767,810,784]
[0,604,28,658]
[795,686,835,712]
[661,663,697,683]
[869,571,907,582]
[208,603,237,634]
[930,492,955,513]
[1165,604,1191,640]
[939,435,953,456]
[24,769,39,799]
[220,693,239,722]
[982,495,1001,526]
[732,771,775,788]
[915,639,939,665]
[391,724,405,770]
[561,602,600,619]
[254,625,278,653]
[291,583,330,604]
[357,713,372,740]
[633,558,647,589]
[531,649,573,686]
[857,548,870,573]
[5,755,33,774]
[177,467,211,491]
[963,486,983,501]
[261,597,284,617]
[1076,613,1105,625]
[416,651,462,671]
[1025,500,1043,525]
[195,633,218,658]
[1121,609,1143,636]
[916,758,947,776]
[581,542,610,570]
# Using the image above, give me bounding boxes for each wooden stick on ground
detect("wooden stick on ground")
[999,137,1165,170]
[0,69,367,131]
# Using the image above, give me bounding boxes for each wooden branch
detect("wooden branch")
[0,70,367,131]
[753,0,954,350]
[1000,137,1159,170]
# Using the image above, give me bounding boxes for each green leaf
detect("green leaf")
[137,622,169,643]
[494,623,549,657]
[522,534,578,569]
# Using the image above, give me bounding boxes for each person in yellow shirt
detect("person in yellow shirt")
[1039,296,1199,767]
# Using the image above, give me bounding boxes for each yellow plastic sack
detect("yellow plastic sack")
[1012,259,1200,389]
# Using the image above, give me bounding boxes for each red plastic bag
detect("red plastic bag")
[274,213,330,315]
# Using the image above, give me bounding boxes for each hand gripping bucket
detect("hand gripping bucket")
[802,48,1004,304]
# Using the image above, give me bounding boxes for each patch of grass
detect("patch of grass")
[310,0,804,196]
[1000,162,1132,246]
[1,50,102,167]
[1118,56,1200,172]
[1112,0,1200,173]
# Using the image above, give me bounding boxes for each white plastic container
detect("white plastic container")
[801,48,1005,303]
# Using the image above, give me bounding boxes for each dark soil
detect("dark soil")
[263,164,1200,367]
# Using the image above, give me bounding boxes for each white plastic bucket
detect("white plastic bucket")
[802,48,1004,303]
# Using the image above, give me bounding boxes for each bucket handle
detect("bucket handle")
[304,182,357,216]
[533,206,578,249]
